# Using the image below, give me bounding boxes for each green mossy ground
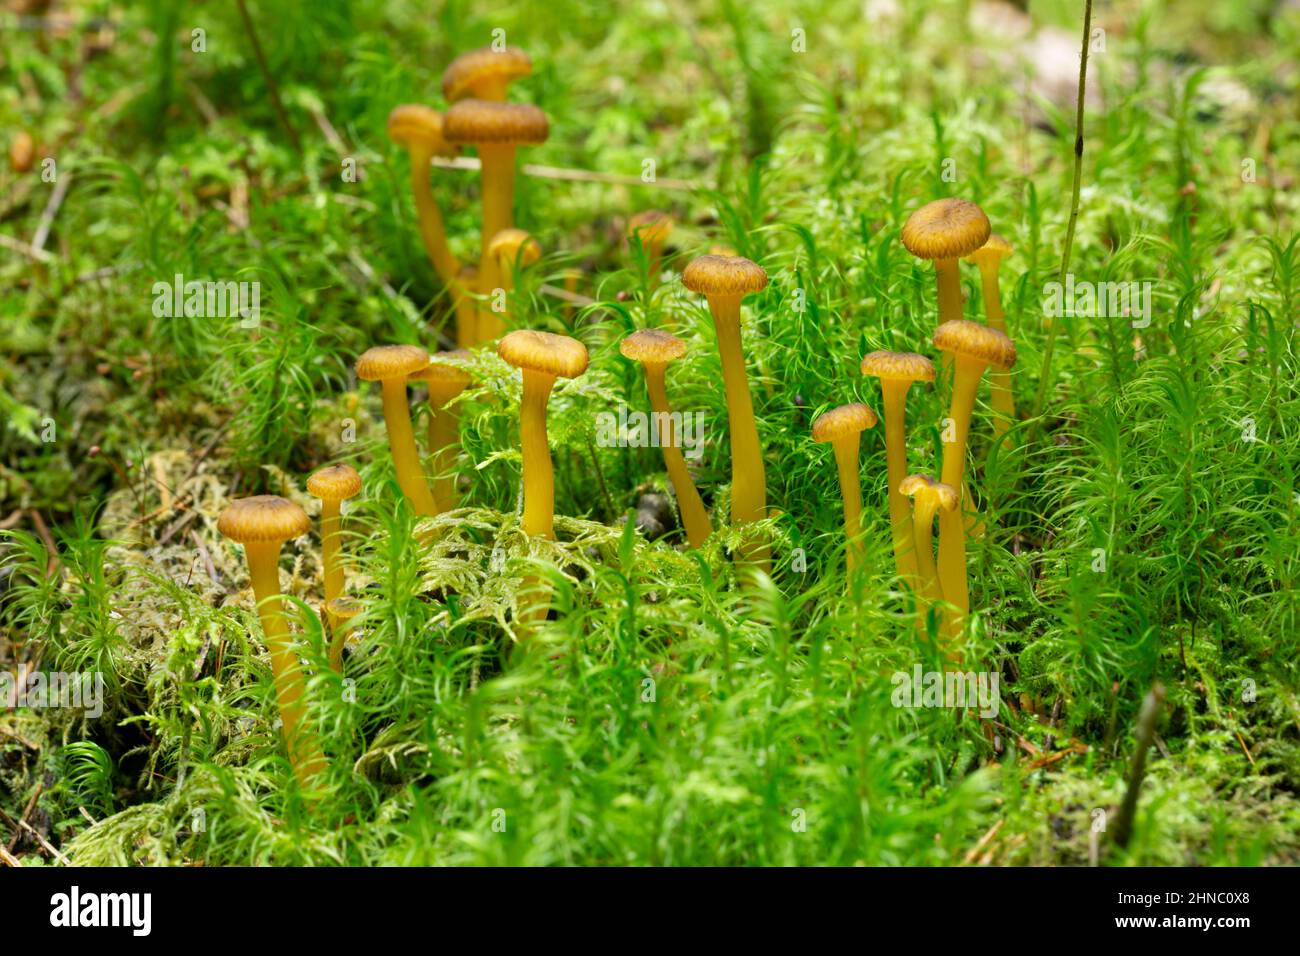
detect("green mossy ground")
[1,0,1297,866]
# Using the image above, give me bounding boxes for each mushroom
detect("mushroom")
[355,345,439,516]
[324,597,363,672]
[455,264,479,349]
[497,329,590,539]
[681,254,770,573]
[485,228,542,338]
[811,403,878,573]
[443,100,549,345]
[620,329,711,549]
[901,198,991,327]
[860,351,935,588]
[306,464,362,617]
[217,496,326,783]
[409,351,473,512]
[441,46,533,103]
[965,233,1016,444]
[627,210,675,287]
[932,320,1017,628]
[386,105,461,286]
[898,476,959,636]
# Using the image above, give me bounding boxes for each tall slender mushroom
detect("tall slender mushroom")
[409,351,473,512]
[965,233,1016,444]
[325,597,362,673]
[386,105,461,286]
[627,210,674,287]
[860,351,935,588]
[455,264,479,349]
[218,496,326,784]
[306,464,362,618]
[898,476,959,636]
[620,329,711,549]
[811,403,878,574]
[681,254,770,574]
[901,198,991,327]
[487,228,542,335]
[932,320,1017,628]
[443,100,549,345]
[441,46,533,103]
[498,329,589,539]
[356,344,439,515]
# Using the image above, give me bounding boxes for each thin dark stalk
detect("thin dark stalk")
[234,0,301,152]
[1111,683,1164,850]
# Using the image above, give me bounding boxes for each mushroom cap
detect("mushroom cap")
[681,255,768,296]
[441,46,533,102]
[443,100,548,146]
[933,320,1017,370]
[901,198,991,261]
[356,344,430,381]
[812,403,878,442]
[860,350,936,383]
[326,597,363,621]
[627,210,674,243]
[498,329,589,379]
[386,105,458,157]
[965,232,1014,266]
[218,495,311,544]
[620,328,686,365]
[898,475,959,512]
[306,464,362,501]
[487,228,542,267]
[409,350,473,391]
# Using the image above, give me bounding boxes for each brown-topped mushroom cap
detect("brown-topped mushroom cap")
[812,403,878,442]
[443,100,548,146]
[965,232,1013,267]
[386,105,458,157]
[901,198,991,261]
[933,320,1017,370]
[356,344,431,381]
[498,329,589,379]
[898,475,959,512]
[488,228,542,267]
[441,46,533,102]
[218,495,311,544]
[860,350,937,383]
[409,350,473,390]
[326,597,363,621]
[306,465,362,502]
[620,328,687,365]
[681,255,768,296]
[627,210,674,243]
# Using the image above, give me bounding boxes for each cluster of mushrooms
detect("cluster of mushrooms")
[214,47,1019,783]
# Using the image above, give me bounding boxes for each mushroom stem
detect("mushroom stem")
[243,541,326,784]
[454,269,478,349]
[936,354,984,621]
[643,365,711,549]
[830,434,865,572]
[936,504,966,656]
[476,145,517,343]
[934,257,963,325]
[879,381,915,585]
[910,497,943,633]
[520,368,558,539]
[407,144,459,284]
[976,259,1016,443]
[320,500,344,606]
[380,377,439,516]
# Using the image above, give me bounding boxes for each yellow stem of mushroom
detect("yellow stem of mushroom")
[428,389,461,512]
[320,500,344,607]
[454,275,477,349]
[476,145,517,344]
[244,540,326,785]
[910,498,942,635]
[934,257,963,326]
[709,293,769,575]
[520,368,558,539]
[977,260,1016,445]
[830,435,865,573]
[407,145,459,284]
[937,354,987,621]
[880,381,917,587]
[327,615,352,673]
[644,365,711,549]
[380,377,439,516]
[936,505,965,659]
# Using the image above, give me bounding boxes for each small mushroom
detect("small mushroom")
[620,329,711,549]
[627,210,675,287]
[356,345,439,516]
[218,496,326,783]
[305,464,362,617]
[901,198,991,327]
[386,105,461,286]
[860,351,935,588]
[898,475,959,637]
[485,228,542,338]
[965,233,1016,444]
[441,46,533,103]
[681,254,770,574]
[409,351,473,512]
[811,403,878,573]
[324,597,363,672]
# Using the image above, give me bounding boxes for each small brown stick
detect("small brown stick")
[31,172,71,252]
[234,0,301,152]
[962,818,1003,865]
[430,155,699,192]
[538,283,597,308]
[190,529,220,586]
[0,844,19,867]
[1111,684,1164,850]
[27,509,59,575]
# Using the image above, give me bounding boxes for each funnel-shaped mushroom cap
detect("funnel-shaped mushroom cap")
[326,597,363,622]
[812,403,878,442]
[901,199,991,260]
[681,255,768,296]
[356,344,430,381]
[620,328,686,365]
[965,232,1013,267]
[409,350,473,391]
[386,105,458,156]
[898,475,959,512]
[218,495,311,544]
[499,329,589,379]
[442,46,533,102]
[933,320,1017,370]
[627,210,674,243]
[443,100,548,146]
[860,350,937,383]
[306,464,362,502]
[488,228,542,267]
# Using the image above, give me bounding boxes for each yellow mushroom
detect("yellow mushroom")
[408,351,473,512]
[620,329,711,549]
[305,464,362,618]
[455,264,479,350]
[901,198,991,327]
[386,105,461,286]
[898,475,959,639]
[486,228,542,337]
[355,345,439,516]
[441,46,533,103]
[965,233,1016,444]
[627,210,675,287]
[324,597,363,673]
[811,403,878,574]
